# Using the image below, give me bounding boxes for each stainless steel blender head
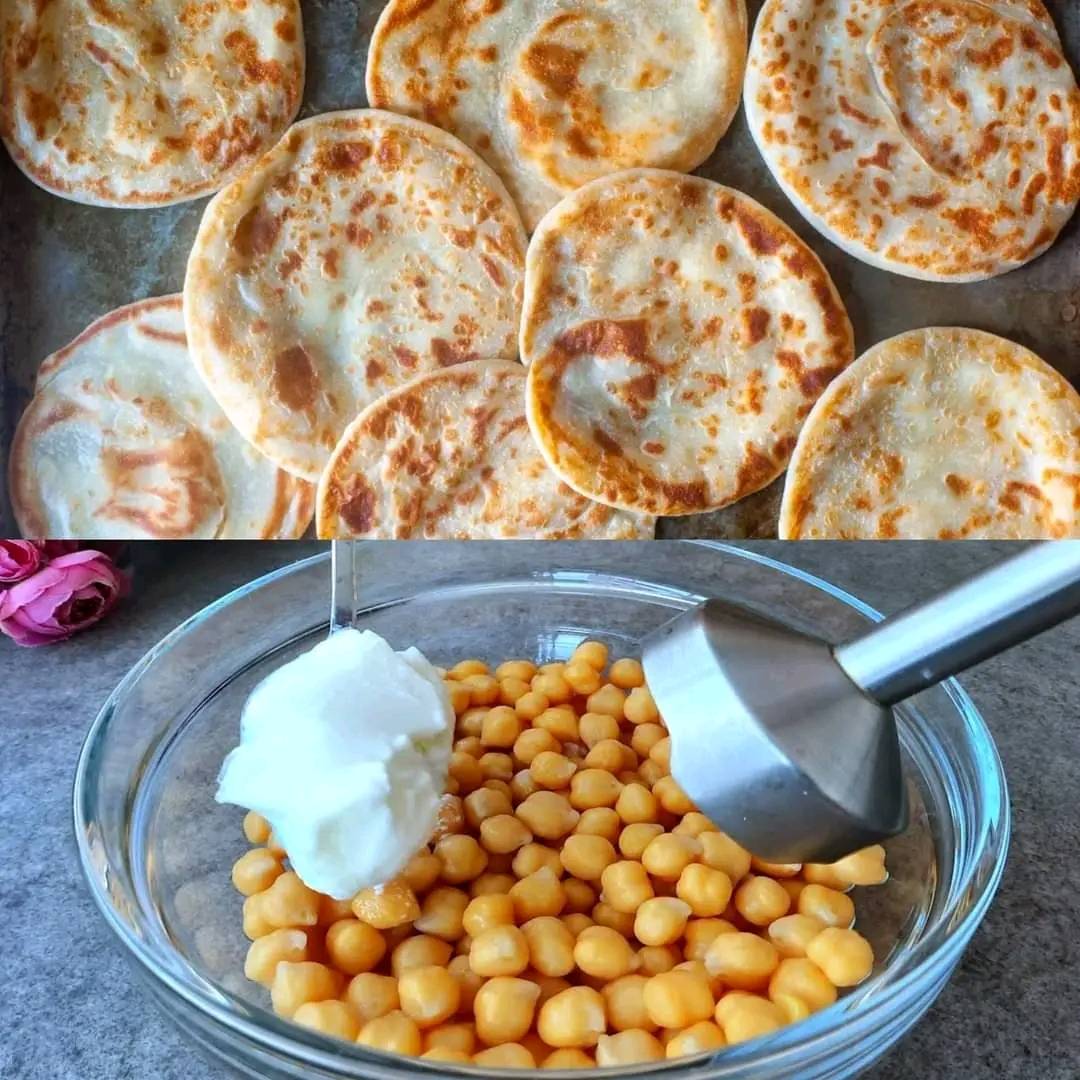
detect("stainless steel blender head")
[643,542,1080,864]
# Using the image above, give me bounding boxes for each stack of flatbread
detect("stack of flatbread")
[6,0,1078,539]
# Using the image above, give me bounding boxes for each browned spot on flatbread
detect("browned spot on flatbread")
[432,338,475,367]
[945,473,970,496]
[233,205,281,258]
[338,476,378,533]
[742,306,771,345]
[272,345,318,414]
[735,444,776,498]
[555,318,650,362]
[734,207,783,256]
[522,40,585,96]
[317,140,373,173]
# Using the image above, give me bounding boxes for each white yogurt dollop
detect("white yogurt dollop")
[216,628,453,899]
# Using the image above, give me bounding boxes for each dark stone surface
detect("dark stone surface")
[2,540,1078,1078]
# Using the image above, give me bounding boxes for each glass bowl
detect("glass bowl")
[74,542,1009,1079]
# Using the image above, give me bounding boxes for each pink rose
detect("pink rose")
[0,541,44,583]
[0,549,128,647]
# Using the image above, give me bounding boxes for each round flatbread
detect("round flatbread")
[521,169,854,517]
[9,297,314,540]
[316,360,653,539]
[745,0,1080,281]
[0,0,304,207]
[779,327,1080,539]
[367,0,748,231]
[184,109,528,483]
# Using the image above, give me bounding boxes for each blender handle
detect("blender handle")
[833,541,1080,707]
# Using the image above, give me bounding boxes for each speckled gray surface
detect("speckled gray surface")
[2,1,1079,537]
[1,540,1078,1079]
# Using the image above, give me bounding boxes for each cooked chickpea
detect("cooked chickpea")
[537,985,607,1048]
[579,712,621,748]
[629,723,665,759]
[395,965,461,1028]
[697,832,752,883]
[560,834,617,881]
[470,924,530,976]
[634,897,692,946]
[318,894,356,926]
[643,969,714,1028]
[455,734,484,758]
[637,944,682,975]
[517,791,579,839]
[421,1048,471,1063]
[412,887,469,942]
[564,659,604,695]
[265,829,286,856]
[782,880,806,905]
[512,842,563,879]
[244,928,308,986]
[231,847,284,897]
[358,1010,423,1055]
[617,822,662,859]
[270,961,343,1019]
[671,813,712,839]
[677,864,734,918]
[574,806,621,843]
[805,926,874,986]
[798,884,856,928]
[425,1021,476,1055]
[448,750,484,794]
[592,900,637,937]
[648,735,672,769]
[562,911,594,936]
[704,932,779,991]
[572,640,609,670]
[481,705,522,748]
[473,1044,536,1067]
[637,759,665,788]
[478,813,533,855]
[242,810,271,845]
[463,786,512,829]
[542,1048,595,1068]
[586,683,626,719]
[435,833,489,883]
[530,750,577,790]
[574,925,638,979]
[666,1020,726,1057]
[608,658,645,689]
[498,676,532,706]
[462,894,514,939]
[683,918,736,964]
[479,751,515,782]
[751,857,803,878]
[570,768,623,810]
[461,673,500,707]
[497,659,537,681]
[623,686,658,726]
[515,689,550,721]
[766,914,826,958]
[715,992,785,1044]
[346,972,399,1024]
[768,957,837,1012]
[510,867,567,920]
[447,955,483,1012]
[470,872,516,896]
[600,859,655,913]
[532,672,574,706]
[292,999,358,1041]
[614,782,659,825]
[599,973,652,1032]
[829,844,889,887]
[539,661,567,676]
[582,739,626,772]
[321,919,385,976]
[521,915,576,976]
[391,934,453,977]
[535,705,580,742]
[653,775,695,815]
[253,874,317,932]
[472,976,541,1045]
[532,973,573,1006]
[451,659,489,679]
[510,768,538,802]
[734,875,791,926]
[446,682,472,716]
[596,1030,665,1065]
[641,832,702,880]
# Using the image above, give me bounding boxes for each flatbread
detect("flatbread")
[9,296,314,540]
[316,360,654,539]
[780,327,1080,539]
[521,169,854,517]
[366,0,748,231]
[745,0,1080,281]
[0,0,304,207]
[184,109,528,483]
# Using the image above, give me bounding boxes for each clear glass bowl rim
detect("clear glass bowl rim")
[73,542,1011,1078]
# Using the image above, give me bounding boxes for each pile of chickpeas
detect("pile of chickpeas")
[230,641,888,1068]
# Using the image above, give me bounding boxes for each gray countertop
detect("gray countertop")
[2,541,1078,1079]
